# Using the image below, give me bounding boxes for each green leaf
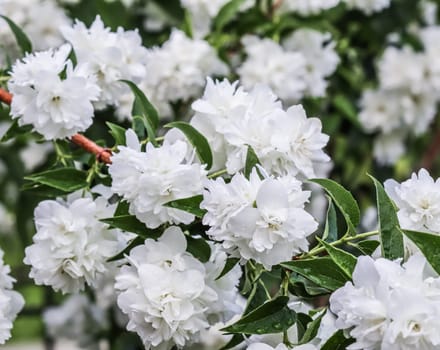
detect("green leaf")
[165,121,213,169]
[216,257,240,280]
[296,313,313,342]
[244,280,271,315]
[333,94,361,128]
[317,238,357,279]
[185,235,211,263]
[107,236,144,262]
[321,330,354,350]
[289,274,332,297]
[350,240,380,255]
[164,195,206,218]
[322,197,338,242]
[214,0,248,32]
[101,215,162,239]
[121,80,159,146]
[244,145,261,179]
[106,122,126,146]
[24,168,87,192]
[21,182,68,198]
[282,257,349,292]
[0,15,32,54]
[403,230,440,274]
[370,175,404,260]
[310,178,360,235]
[299,309,326,344]
[222,296,297,335]
[1,120,33,142]
[219,334,244,350]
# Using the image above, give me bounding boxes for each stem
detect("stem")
[70,134,112,164]
[302,230,379,258]
[207,168,227,179]
[0,88,12,105]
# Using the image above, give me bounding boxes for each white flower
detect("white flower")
[61,15,148,109]
[282,29,339,98]
[43,294,107,348]
[247,343,289,350]
[191,79,330,178]
[24,192,128,294]
[0,249,24,345]
[8,45,100,140]
[115,227,218,350]
[0,0,71,66]
[372,132,406,166]
[237,35,307,103]
[330,254,440,350]
[109,129,207,228]
[344,0,392,14]
[385,169,440,234]
[278,0,340,15]
[201,170,318,269]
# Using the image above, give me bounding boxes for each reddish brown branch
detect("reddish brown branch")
[0,87,112,164]
[70,134,112,164]
[0,88,12,105]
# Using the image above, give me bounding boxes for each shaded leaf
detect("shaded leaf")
[0,15,32,53]
[222,296,296,335]
[185,235,211,263]
[101,215,162,239]
[370,175,404,260]
[323,197,338,242]
[1,120,33,142]
[164,195,206,218]
[106,122,126,146]
[107,236,144,262]
[321,330,354,350]
[216,257,240,280]
[403,230,440,274]
[24,168,87,192]
[317,238,357,279]
[310,178,360,235]
[244,145,261,179]
[214,0,248,32]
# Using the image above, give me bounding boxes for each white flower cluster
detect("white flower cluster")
[8,44,100,139]
[115,226,241,350]
[238,30,339,103]
[24,191,128,294]
[109,129,207,228]
[43,294,107,348]
[61,15,148,109]
[191,78,330,177]
[359,26,440,164]
[385,168,440,255]
[0,248,24,345]
[344,0,392,13]
[330,254,440,349]
[247,344,316,350]
[0,0,70,66]
[277,0,340,15]
[117,29,228,119]
[201,170,318,269]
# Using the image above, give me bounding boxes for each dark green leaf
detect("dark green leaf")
[244,145,261,179]
[403,230,440,274]
[282,257,349,292]
[1,120,33,142]
[106,122,126,146]
[222,296,296,335]
[317,238,357,279]
[310,178,360,235]
[289,274,332,297]
[24,168,87,192]
[370,175,404,260]
[244,280,271,315]
[214,0,248,32]
[216,257,240,280]
[107,236,144,262]
[296,313,313,342]
[165,121,213,169]
[101,215,162,239]
[321,330,354,350]
[21,182,68,198]
[0,15,32,53]
[219,334,244,350]
[299,309,326,344]
[323,197,338,242]
[350,240,380,256]
[185,235,211,263]
[333,94,361,128]
[164,195,206,218]
[121,80,159,146]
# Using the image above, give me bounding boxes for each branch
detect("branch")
[0,87,112,164]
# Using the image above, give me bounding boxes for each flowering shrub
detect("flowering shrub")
[1,1,440,350]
